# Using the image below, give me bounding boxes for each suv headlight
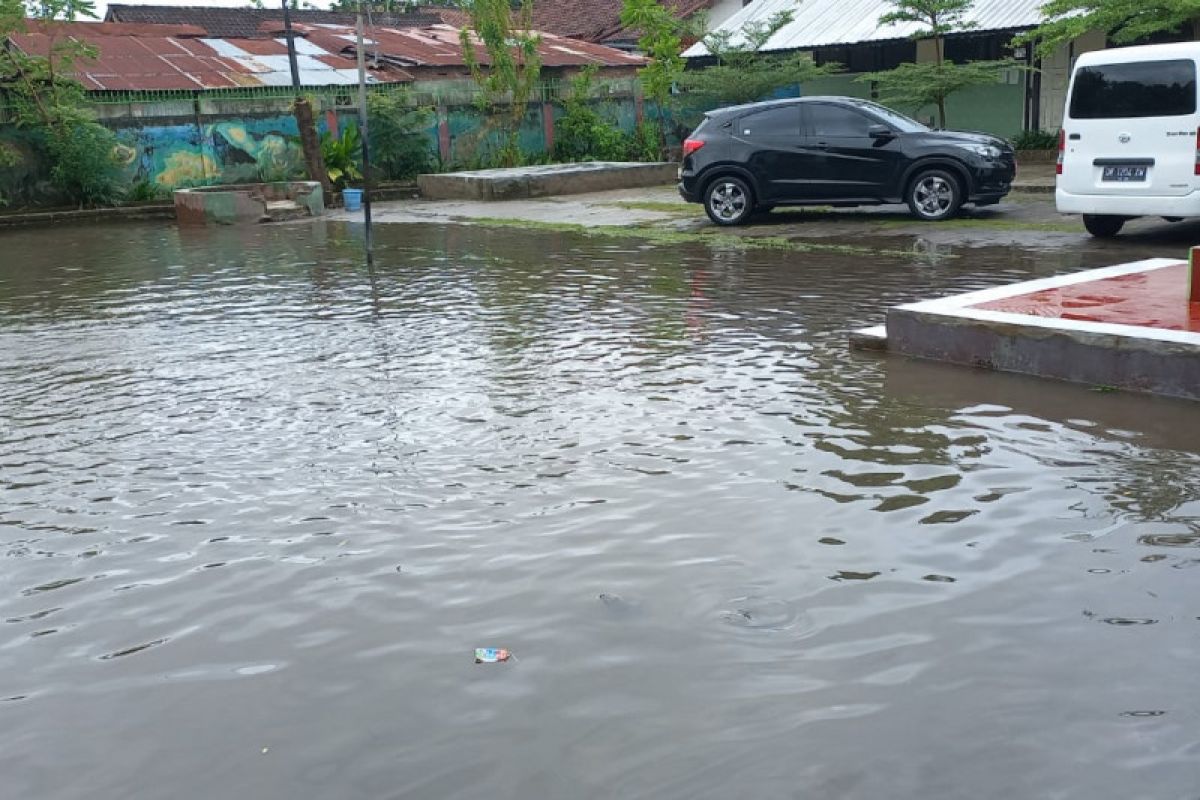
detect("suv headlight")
[959,143,1003,160]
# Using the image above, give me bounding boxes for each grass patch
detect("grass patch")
[606,200,693,213]
[467,216,928,257]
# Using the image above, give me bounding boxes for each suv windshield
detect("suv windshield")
[1070,59,1198,118]
[849,101,929,133]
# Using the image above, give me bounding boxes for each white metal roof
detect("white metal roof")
[202,37,370,85]
[684,0,1045,57]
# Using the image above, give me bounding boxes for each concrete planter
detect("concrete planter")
[418,162,679,201]
[1015,149,1057,164]
[174,181,324,225]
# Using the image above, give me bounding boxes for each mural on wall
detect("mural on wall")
[112,114,315,190]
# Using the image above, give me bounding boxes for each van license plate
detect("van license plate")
[1102,166,1147,182]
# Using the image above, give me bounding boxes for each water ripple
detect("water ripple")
[0,221,1197,798]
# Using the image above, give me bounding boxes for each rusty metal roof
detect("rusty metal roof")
[303,23,645,69]
[105,5,467,38]
[5,18,640,92]
[7,20,407,90]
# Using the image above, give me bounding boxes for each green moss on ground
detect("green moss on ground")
[467,216,925,257]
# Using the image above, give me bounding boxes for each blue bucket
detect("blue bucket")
[343,188,363,211]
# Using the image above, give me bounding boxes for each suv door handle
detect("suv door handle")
[1068,133,1081,140]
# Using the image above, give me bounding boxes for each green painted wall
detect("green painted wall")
[943,81,1025,139]
[801,74,873,100]
[812,73,1026,139]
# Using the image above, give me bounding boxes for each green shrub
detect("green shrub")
[368,92,434,181]
[628,122,661,162]
[45,121,125,207]
[554,66,632,162]
[0,143,19,207]
[126,179,165,202]
[1010,128,1060,150]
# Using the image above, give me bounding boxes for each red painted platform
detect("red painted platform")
[971,262,1200,333]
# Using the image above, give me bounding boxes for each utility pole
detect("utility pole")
[281,0,301,88]
[356,10,375,266]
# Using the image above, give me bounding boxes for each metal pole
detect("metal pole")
[356,10,374,267]
[281,0,301,90]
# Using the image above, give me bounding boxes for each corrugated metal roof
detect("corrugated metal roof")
[302,23,645,69]
[6,18,641,91]
[7,21,404,90]
[106,5,468,39]
[684,0,1044,57]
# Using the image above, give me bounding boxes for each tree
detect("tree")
[0,0,125,206]
[460,0,541,167]
[855,0,1019,129]
[681,10,835,107]
[1017,0,1200,57]
[620,0,697,156]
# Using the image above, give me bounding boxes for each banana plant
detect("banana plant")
[320,125,363,187]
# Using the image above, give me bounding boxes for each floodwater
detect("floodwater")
[1,221,1198,800]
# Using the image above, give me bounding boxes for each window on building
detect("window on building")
[943,33,1008,64]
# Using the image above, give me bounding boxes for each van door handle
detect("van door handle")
[1068,133,1081,140]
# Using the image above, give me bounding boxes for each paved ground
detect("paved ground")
[326,164,1200,258]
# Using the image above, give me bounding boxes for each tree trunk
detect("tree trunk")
[293,98,333,202]
[937,96,947,130]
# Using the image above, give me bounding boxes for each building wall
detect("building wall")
[805,70,1025,138]
[0,81,646,206]
[1038,30,1112,131]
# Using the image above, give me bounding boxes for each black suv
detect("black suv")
[678,96,1016,225]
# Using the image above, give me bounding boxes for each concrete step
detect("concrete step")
[263,199,308,222]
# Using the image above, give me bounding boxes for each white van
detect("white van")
[1057,42,1200,237]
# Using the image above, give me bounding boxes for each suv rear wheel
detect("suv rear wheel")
[704,177,753,226]
[907,169,962,221]
[1082,214,1125,238]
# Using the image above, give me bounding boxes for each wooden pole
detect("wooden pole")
[283,0,332,201]
[356,10,374,267]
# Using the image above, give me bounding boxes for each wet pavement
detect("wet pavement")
[330,183,1200,254]
[1,219,1198,800]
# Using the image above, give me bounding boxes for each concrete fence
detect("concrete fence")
[0,81,649,207]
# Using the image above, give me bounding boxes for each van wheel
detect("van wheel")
[907,169,962,221]
[704,177,754,226]
[1082,214,1125,238]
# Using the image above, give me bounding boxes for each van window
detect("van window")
[1069,59,1197,119]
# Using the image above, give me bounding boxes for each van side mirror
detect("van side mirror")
[868,124,894,140]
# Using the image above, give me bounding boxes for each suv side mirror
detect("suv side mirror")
[868,124,894,140]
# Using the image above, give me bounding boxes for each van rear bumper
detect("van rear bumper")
[1056,188,1200,217]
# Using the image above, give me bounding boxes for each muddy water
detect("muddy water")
[1,221,1198,800]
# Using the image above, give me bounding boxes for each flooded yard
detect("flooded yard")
[1,220,1198,799]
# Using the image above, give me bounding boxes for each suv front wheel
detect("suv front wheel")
[907,169,962,221]
[704,177,754,226]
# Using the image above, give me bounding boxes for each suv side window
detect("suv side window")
[736,106,800,138]
[807,104,873,138]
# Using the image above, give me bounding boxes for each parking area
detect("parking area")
[329,177,1200,262]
